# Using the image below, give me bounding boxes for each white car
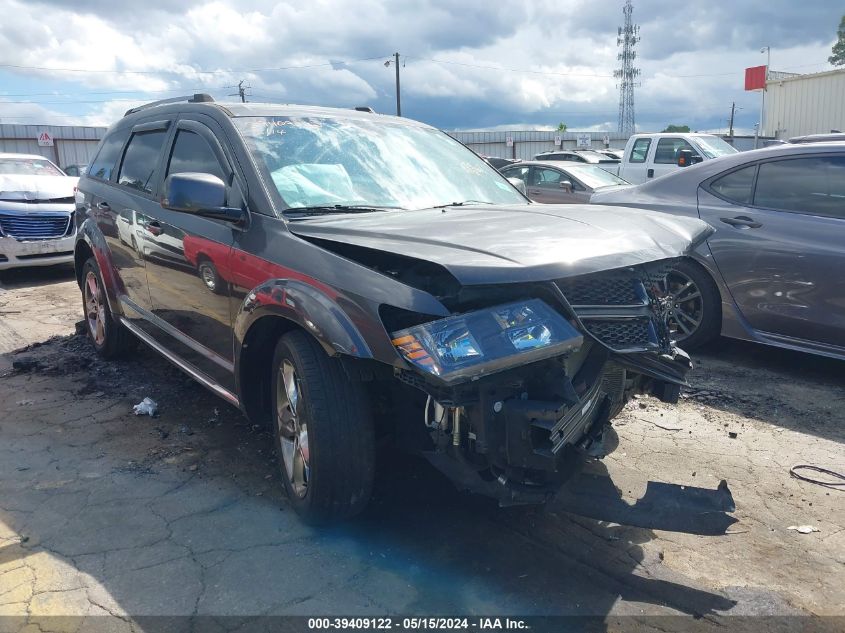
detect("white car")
[617,133,738,184]
[0,153,78,270]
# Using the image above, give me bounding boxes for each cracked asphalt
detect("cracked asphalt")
[0,267,843,632]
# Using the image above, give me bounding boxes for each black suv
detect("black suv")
[74,94,710,523]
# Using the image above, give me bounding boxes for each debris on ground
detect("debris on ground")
[787,525,820,534]
[728,431,738,439]
[133,397,158,417]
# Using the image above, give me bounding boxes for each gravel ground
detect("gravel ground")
[0,266,843,632]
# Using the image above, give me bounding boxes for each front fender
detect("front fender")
[234,278,373,359]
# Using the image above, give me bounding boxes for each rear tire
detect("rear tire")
[271,330,375,524]
[665,259,721,350]
[197,258,226,294]
[81,257,135,358]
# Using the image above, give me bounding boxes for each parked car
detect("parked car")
[617,133,738,184]
[591,142,845,358]
[484,156,520,170]
[501,160,630,203]
[63,164,88,177]
[787,132,845,144]
[74,94,710,523]
[599,149,624,160]
[0,152,77,271]
[534,149,619,166]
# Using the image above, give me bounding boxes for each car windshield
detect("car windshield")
[567,165,629,188]
[694,135,739,159]
[0,157,64,177]
[234,116,527,212]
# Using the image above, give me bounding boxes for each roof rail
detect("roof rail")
[354,106,375,113]
[124,94,215,117]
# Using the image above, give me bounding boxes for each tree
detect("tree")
[557,122,567,132]
[662,124,690,133]
[830,14,845,66]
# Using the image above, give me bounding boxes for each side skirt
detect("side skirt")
[119,317,240,408]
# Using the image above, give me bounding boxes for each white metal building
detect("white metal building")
[447,130,629,160]
[763,68,845,139]
[0,124,106,170]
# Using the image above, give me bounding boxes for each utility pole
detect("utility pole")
[384,53,402,116]
[756,46,770,147]
[394,52,401,117]
[728,102,736,140]
[227,80,249,103]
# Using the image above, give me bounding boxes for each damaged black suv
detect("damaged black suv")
[74,94,711,523]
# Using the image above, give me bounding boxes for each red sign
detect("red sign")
[745,65,767,91]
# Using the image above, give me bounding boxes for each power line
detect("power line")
[0,56,388,76]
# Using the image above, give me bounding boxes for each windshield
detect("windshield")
[567,165,629,188]
[694,135,739,159]
[234,116,527,212]
[0,157,64,177]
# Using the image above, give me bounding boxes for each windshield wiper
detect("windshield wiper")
[284,204,404,216]
[432,200,495,208]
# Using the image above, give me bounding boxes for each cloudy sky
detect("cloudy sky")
[0,0,841,133]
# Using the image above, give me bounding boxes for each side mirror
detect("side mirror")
[560,180,573,193]
[507,177,527,196]
[162,172,244,223]
[677,150,703,167]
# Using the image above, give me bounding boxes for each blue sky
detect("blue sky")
[0,0,840,133]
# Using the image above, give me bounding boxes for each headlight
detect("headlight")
[391,299,583,382]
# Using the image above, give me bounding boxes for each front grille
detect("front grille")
[557,275,646,306]
[557,262,673,353]
[583,319,655,350]
[0,213,71,239]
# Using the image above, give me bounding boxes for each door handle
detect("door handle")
[96,201,110,210]
[647,168,654,178]
[720,216,762,229]
[145,221,163,236]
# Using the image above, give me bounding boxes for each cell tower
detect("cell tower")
[614,0,641,135]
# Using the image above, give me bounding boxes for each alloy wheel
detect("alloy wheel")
[83,271,107,346]
[276,359,310,497]
[661,270,703,342]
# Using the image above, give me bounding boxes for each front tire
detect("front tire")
[80,257,135,358]
[664,260,721,350]
[271,330,375,524]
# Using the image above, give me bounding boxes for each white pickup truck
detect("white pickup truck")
[616,133,738,184]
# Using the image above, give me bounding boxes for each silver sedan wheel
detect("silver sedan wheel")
[83,271,107,346]
[276,360,310,498]
[663,270,703,342]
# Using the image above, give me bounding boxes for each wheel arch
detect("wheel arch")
[73,223,123,318]
[234,279,376,425]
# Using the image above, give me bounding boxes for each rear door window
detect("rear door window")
[502,165,530,184]
[708,165,757,205]
[629,138,651,163]
[753,156,845,218]
[118,130,168,194]
[88,129,130,181]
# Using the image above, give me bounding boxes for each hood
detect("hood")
[0,174,78,202]
[288,204,713,284]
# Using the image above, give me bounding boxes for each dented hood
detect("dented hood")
[288,204,713,284]
[0,175,77,202]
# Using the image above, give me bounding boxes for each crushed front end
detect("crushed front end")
[383,258,692,505]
